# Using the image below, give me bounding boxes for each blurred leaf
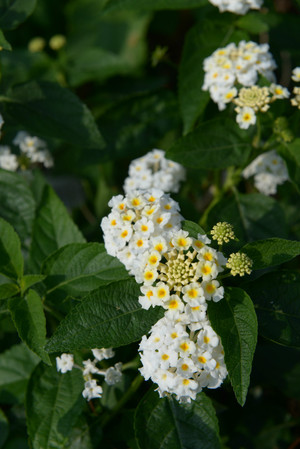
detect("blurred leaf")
[182,220,206,237]
[167,119,251,169]
[0,283,19,300]
[0,29,11,50]
[278,138,300,193]
[207,287,257,406]
[0,408,8,448]
[26,362,84,449]
[99,90,181,161]
[4,80,105,149]
[0,0,36,30]
[135,389,220,449]
[65,4,150,86]
[20,274,46,295]
[241,238,300,270]
[104,0,207,11]
[46,279,164,353]
[244,270,300,348]
[207,192,287,246]
[0,343,39,404]
[29,186,85,272]
[0,169,35,243]
[43,243,129,298]
[0,218,23,281]
[8,290,50,365]
[236,13,269,34]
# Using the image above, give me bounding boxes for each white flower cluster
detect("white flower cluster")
[123,149,186,194]
[101,188,183,279]
[243,149,289,195]
[56,347,122,401]
[13,131,54,168]
[209,0,263,14]
[202,41,277,111]
[0,123,54,172]
[137,229,228,402]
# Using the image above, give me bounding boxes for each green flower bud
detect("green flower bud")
[226,252,252,276]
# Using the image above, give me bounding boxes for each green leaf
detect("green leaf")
[207,287,258,406]
[104,0,207,11]
[166,119,251,169]
[244,271,300,348]
[26,362,84,449]
[0,218,23,280]
[0,169,35,242]
[135,389,220,449]
[43,243,129,298]
[278,139,300,193]
[29,185,85,271]
[0,0,36,29]
[8,290,50,365]
[65,5,150,87]
[19,274,47,295]
[4,80,105,149]
[0,409,8,448]
[0,283,19,300]
[0,29,11,50]
[207,192,287,246]
[236,13,269,34]
[241,238,300,270]
[46,279,164,353]
[182,220,206,238]
[0,343,39,404]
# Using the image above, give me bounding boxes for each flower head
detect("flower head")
[210,222,236,245]
[226,252,253,276]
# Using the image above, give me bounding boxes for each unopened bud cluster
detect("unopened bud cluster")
[56,348,122,401]
[211,222,236,245]
[123,149,185,194]
[226,252,253,276]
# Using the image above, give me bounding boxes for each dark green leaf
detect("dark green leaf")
[0,0,36,29]
[244,271,300,348]
[0,218,23,280]
[182,220,206,238]
[278,139,300,193]
[0,408,8,447]
[0,283,19,300]
[4,80,105,149]
[20,274,47,295]
[0,29,11,50]
[241,238,300,270]
[8,290,50,365]
[207,192,287,246]
[135,389,220,449]
[167,120,251,169]
[207,287,257,405]
[46,279,164,353]
[0,169,35,243]
[43,243,129,298]
[0,343,39,404]
[29,186,85,271]
[26,362,84,449]
[104,0,207,11]
[236,13,269,34]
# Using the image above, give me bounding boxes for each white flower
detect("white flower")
[236,106,256,129]
[82,379,103,400]
[92,347,115,361]
[291,67,300,82]
[56,353,74,373]
[105,363,123,385]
